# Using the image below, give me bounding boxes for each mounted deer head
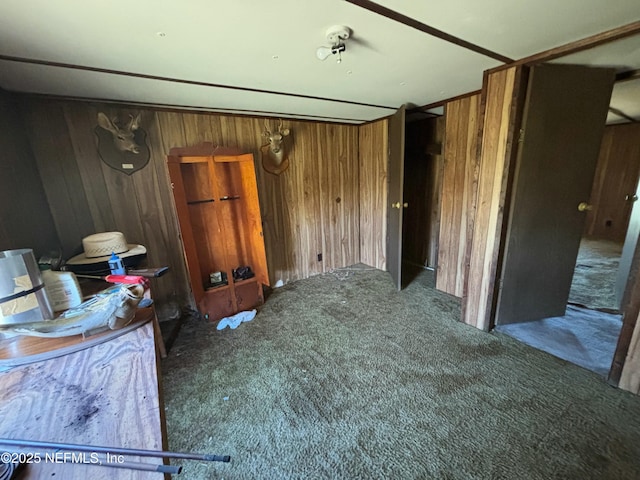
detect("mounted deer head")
[261,119,291,175]
[97,112,142,154]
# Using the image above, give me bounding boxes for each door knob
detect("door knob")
[625,194,638,202]
[392,202,400,209]
[403,202,408,208]
[577,202,593,212]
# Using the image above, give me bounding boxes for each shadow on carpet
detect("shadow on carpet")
[162,266,640,479]
[495,305,622,377]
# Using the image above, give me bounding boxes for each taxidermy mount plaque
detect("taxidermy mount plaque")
[95,112,150,175]
[261,119,291,175]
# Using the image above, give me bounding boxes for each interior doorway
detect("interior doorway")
[491,64,622,377]
[496,238,625,378]
[400,112,444,289]
[496,122,640,378]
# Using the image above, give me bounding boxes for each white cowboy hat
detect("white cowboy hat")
[66,232,146,266]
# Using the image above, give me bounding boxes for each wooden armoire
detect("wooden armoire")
[167,144,269,322]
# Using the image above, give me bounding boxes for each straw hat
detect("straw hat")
[66,232,146,265]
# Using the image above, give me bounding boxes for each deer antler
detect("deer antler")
[126,113,141,131]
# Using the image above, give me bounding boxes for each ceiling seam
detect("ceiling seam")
[486,20,640,74]
[0,54,397,111]
[344,0,513,63]
[608,107,638,123]
[12,91,369,124]
[413,22,640,111]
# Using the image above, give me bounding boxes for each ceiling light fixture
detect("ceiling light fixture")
[316,25,351,64]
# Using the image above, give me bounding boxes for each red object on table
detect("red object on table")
[104,274,149,286]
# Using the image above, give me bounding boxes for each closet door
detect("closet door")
[387,105,406,290]
[495,64,615,325]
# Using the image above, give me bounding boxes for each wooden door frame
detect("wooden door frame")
[494,64,616,326]
[463,66,638,387]
[609,218,640,387]
[448,21,640,384]
[461,66,529,330]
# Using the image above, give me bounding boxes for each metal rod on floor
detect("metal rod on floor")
[0,438,230,463]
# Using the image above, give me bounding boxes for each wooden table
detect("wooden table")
[0,316,168,478]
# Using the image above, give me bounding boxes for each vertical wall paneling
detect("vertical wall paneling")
[0,91,59,256]
[620,310,640,393]
[82,106,167,304]
[462,67,526,330]
[96,110,146,246]
[359,119,388,271]
[319,124,360,272]
[429,117,445,269]
[63,104,117,234]
[18,97,364,312]
[436,94,481,297]
[21,101,96,258]
[264,122,299,282]
[616,230,640,394]
[182,113,215,145]
[150,112,194,309]
[585,123,640,242]
[403,116,445,269]
[299,122,324,279]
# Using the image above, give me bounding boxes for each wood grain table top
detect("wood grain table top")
[0,321,167,479]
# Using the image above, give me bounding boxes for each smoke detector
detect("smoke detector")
[316,25,352,63]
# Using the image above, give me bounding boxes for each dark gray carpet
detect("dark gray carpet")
[161,266,640,479]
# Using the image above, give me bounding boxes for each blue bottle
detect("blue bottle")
[108,252,126,275]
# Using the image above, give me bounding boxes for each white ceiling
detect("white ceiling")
[0,0,638,123]
[550,34,640,124]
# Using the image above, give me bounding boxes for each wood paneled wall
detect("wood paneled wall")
[0,90,59,257]
[359,119,388,271]
[585,123,640,242]
[619,306,640,393]
[436,95,481,297]
[19,101,193,311]
[403,116,444,269]
[17,97,370,313]
[616,225,640,394]
[462,67,526,330]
